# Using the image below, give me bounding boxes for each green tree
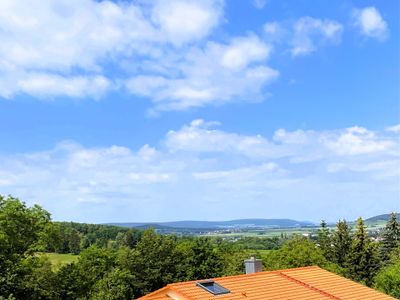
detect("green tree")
[0,195,54,298]
[380,212,400,263]
[374,260,400,298]
[19,256,59,300]
[90,268,134,300]
[215,240,248,276]
[317,220,333,261]
[331,219,352,268]
[0,195,51,255]
[348,217,380,286]
[35,222,62,253]
[115,230,141,249]
[123,230,182,297]
[182,238,225,280]
[80,235,91,250]
[68,229,81,255]
[55,263,82,300]
[76,246,116,297]
[263,236,340,273]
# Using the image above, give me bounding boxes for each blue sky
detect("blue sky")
[0,0,399,223]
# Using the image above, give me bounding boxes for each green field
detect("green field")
[244,249,274,260]
[39,253,79,270]
[199,221,386,239]
[201,227,317,238]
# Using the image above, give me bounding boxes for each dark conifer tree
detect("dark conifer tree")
[348,217,380,286]
[331,219,352,267]
[380,212,400,263]
[317,220,333,260]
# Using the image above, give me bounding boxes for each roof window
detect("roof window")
[196,280,230,295]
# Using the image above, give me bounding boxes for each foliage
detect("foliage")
[331,219,352,268]
[233,236,283,250]
[19,257,59,300]
[91,268,135,300]
[380,212,400,263]
[374,259,400,298]
[0,195,54,298]
[263,236,339,271]
[0,195,51,255]
[123,230,183,296]
[54,222,142,254]
[317,220,333,261]
[347,217,380,286]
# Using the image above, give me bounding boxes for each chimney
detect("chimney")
[244,257,263,274]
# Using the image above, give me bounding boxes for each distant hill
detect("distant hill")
[366,213,400,223]
[107,218,315,229]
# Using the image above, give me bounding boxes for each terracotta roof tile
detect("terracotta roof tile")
[138,266,394,300]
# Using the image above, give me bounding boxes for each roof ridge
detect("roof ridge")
[168,266,320,286]
[276,271,343,300]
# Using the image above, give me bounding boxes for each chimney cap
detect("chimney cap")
[244,256,261,262]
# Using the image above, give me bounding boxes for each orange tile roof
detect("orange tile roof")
[138,266,394,300]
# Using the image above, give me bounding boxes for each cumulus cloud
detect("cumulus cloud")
[291,17,343,56]
[323,126,394,155]
[126,35,279,112]
[352,7,388,40]
[17,73,111,99]
[386,124,400,133]
[1,121,398,222]
[262,17,343,57]
[0,0,348,111]
[0,0,281,112]
[0,1,354,111]
[0,0,236,106]
[151,0,223,46]
[0,0,222,71]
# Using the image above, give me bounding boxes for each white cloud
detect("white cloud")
[0,0,153,71]
[220,36,271,70]
[0,0,229,104]
[252,0,267,9]
[16,73,111,99]
[323,126,393,155]
[0,0,283,112]
[1,121,398,222]
[165,119,285,158]
[264,22,283,38]
[126,35,278,111]
[386,124,400,133]
[291,17,343,56]
[352,7,388,40]
[0,1,350,111]
[151,0,223,46]
[262,17,343,57]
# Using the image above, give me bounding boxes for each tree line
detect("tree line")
[44,221,142,254]
[315,216,400,296]
[0,195,399,299]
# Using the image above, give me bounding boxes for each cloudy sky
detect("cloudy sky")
[0,0,399,223]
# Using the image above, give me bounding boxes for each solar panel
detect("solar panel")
[196,280,230,295]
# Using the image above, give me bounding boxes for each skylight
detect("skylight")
[196,280,230,295]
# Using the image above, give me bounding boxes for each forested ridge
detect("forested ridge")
[0,195,399,299]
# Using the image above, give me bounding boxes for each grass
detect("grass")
[202,228,317,238]
[39,253,79,270]
[199,221,385,239]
